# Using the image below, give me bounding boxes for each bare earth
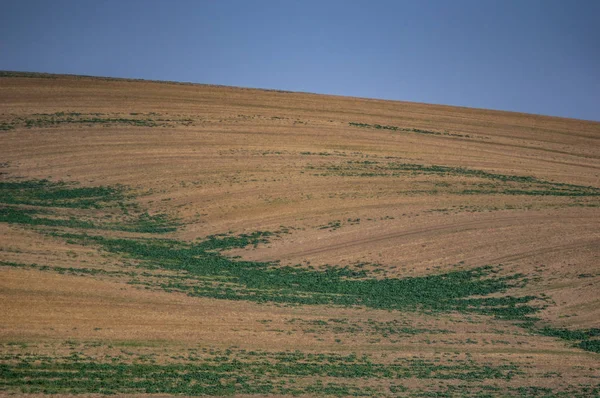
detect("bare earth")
[1,73,598,397]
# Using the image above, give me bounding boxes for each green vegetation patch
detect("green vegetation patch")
[318,220,342,230]
[577,340,600,353]
[5,112,194,129]
[53,230,540,320]
[0,347,521,396]
[311,160,600,197]
[534,326,600,353]
[2,342,597,396]
[0,207,97,229]
[317,218,360,231]
[0,122,15,131]
[0,71,57,79]
[1,179,124,209]
[349,122,470,138]
[285,318,452,337]
[0,260,137,278]
[0,178,177,233]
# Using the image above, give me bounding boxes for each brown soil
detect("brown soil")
[1,74,598,396]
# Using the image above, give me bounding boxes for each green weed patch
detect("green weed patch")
[0,179,176,233]
[0,207,96,229]
[0,179,124,209]
[52,231,539,319]
[0,71,57,79]
[0,122,15,131]
[0,347,521,396]
[349,122,470,138]
[533,326,600,353]
[311,160,600,197]
[285,318,452,337]
[5,112,194,129]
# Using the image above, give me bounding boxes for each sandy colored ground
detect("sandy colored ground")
[1,73,599,396]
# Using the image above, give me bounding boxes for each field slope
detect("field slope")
[1,71,599,397]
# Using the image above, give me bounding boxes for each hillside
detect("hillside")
[1,71,599,397]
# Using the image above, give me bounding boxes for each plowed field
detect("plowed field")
[1,72,598,397]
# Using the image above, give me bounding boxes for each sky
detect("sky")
[1,0,599,121]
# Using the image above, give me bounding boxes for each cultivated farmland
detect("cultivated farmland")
[0,72,599,397]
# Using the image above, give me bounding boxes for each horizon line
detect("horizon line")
[2,69,598,123]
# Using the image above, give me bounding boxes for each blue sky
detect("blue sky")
[1,0,599,121]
